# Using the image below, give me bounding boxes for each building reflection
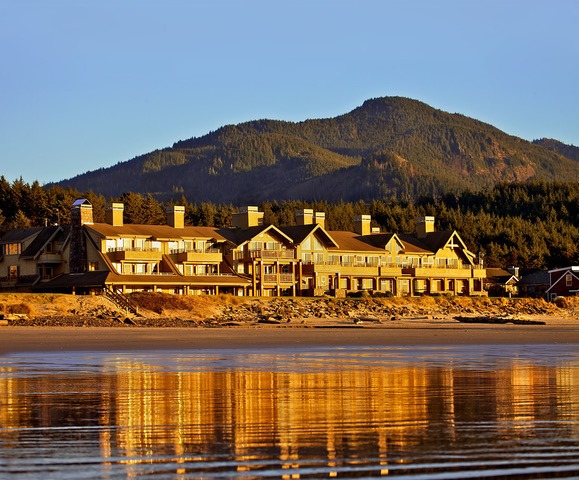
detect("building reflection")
[0,357,577,477]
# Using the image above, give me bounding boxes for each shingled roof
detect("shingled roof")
[20,226,64,259]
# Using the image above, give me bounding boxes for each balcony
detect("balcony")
[262,273,295,284]
[37,253,63,264]
[171,248,222,264]
[245,249,295,261]
[107,247,163,262]
[303,261,382,276]
[403,264,485,278]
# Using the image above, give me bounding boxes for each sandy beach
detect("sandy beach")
[1,293,577,354]
[1,319,578,354]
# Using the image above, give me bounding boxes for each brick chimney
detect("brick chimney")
[166,205,185,228]
[314,212,325,228]
[232,206,264,229]
[416,216,435,239]
[295,209,314,225]
[69,199,92,274]
[354,215,371,236]
[105,203,124,226]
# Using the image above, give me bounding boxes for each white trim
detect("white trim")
[548,266,579,274]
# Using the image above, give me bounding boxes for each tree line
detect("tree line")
[0,176,577,270]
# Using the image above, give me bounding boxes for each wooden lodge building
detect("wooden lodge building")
[0,199,487,298]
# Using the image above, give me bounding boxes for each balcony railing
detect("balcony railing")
[262,273,294,284]
[307,259,482,270]
[249,249,295,260]
[170,248,221,254]
[107,247,162,252]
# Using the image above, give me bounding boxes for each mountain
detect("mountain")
[56,97,579,203]
[532,138,579,162]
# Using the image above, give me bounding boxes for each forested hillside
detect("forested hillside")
[1,178,577,270]
[55,97,579,202]
[533,138,579,162]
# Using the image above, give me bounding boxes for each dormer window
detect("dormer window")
[4,243,21,255]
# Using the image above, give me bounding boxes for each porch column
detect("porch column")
[259,261,264,296]
[252,261,257,296]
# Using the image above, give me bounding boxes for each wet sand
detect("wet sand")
[1,320,578,354]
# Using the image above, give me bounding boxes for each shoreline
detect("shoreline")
[1,322,578,354]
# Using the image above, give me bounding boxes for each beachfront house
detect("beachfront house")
[0,225,69,289]
[546,266,579,299]
[0,200,487,299]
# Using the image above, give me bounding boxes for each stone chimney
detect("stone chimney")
[354,215,371,236]
[166,205,185,228]
[314,212,325,228]
[416,216,435,239]
[69,199,92,274]
[105,203,124,226]
[71,199,93,226]
[295,209,314,225]
[232,206,264,229]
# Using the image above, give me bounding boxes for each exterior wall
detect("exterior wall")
[548,268,579,297]
[0,232,40,286]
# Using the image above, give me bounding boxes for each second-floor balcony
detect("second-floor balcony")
[403,264,486,278]
[170,248,222,264]
[235,249,295,261]
[37,253,64,264]
[261,273,295,284]
[107,247,163,262]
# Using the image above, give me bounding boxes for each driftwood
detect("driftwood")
[454,315,546,325]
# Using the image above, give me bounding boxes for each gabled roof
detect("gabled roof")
[20,226,63,259]
[548,266,579,274]
[485,268,518,285]
[87,223,227,242]
[546,267,579,293]
[216,224,293,247]
[357,232,402,251]
[396,233,433,254]
[326,231,385,253]
[279,224,339,248]
[407,230,475,263]
[0,227,43,244]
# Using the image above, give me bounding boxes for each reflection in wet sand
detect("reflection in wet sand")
[0,347,578,478]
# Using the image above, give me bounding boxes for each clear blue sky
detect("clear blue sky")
[1,0,578,185]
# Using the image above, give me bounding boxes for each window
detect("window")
[250,241,263,251]
[89,262,99,271]
[8,265,18,279]
[566,273,573,287]
[7,243,21,255]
